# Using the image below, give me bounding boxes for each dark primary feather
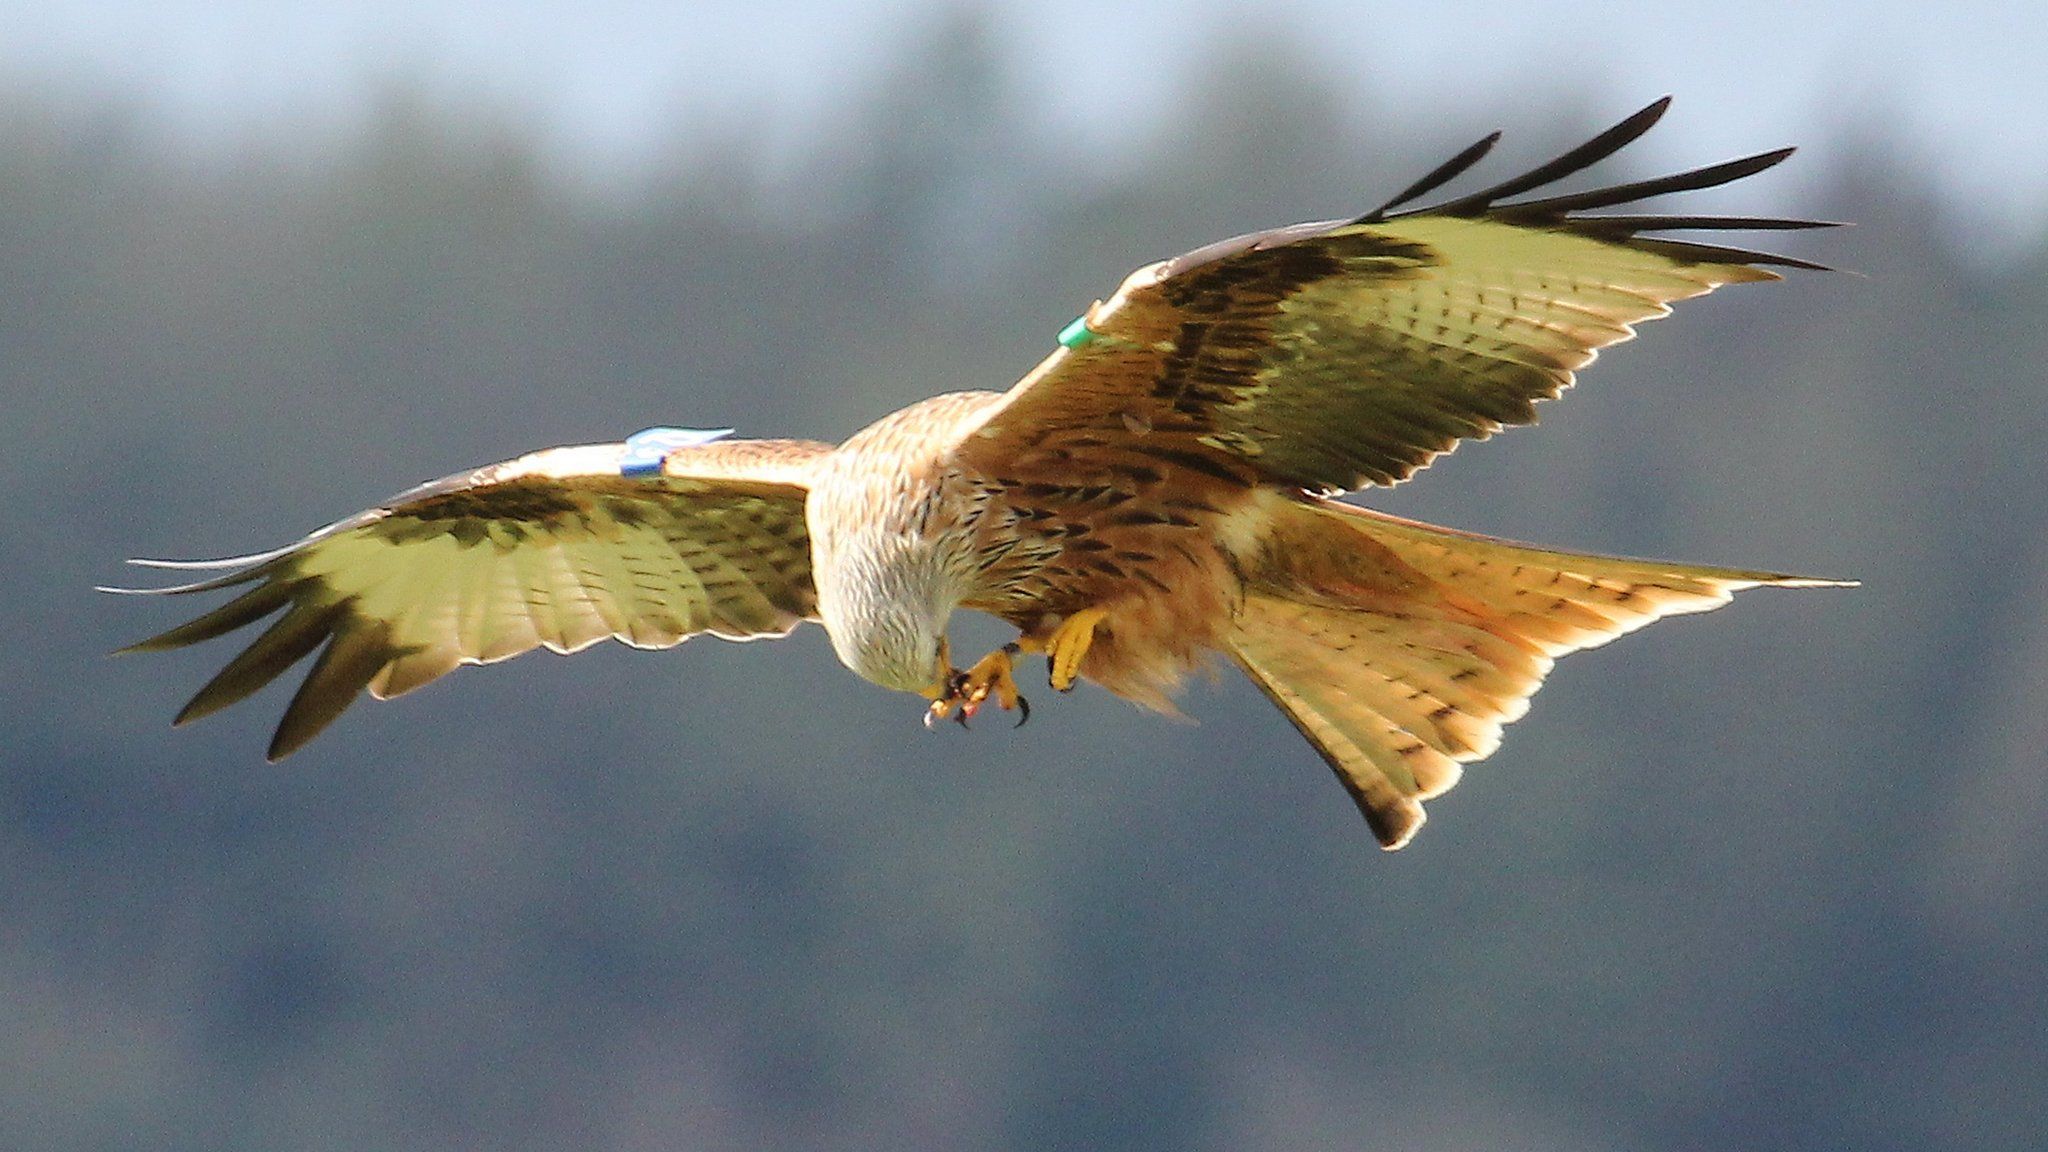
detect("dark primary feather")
[1495,147,1795,217]
[1359,130,1502,221]
[269,621,400,761]
[1419,96,1677,218]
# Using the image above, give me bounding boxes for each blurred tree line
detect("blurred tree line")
[4,14,2043,1152]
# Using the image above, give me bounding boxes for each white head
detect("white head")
[815,545,957,697]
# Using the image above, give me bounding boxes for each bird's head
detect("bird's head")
[828,604,953,698]
[817,553,960,699]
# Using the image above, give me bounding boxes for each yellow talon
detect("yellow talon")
[962,647,1023,716]
[926,642,1031,728]
[1044,606,1107,692]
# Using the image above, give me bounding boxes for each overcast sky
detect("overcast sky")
[7,1,2044,245]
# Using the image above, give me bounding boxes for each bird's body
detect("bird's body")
[809,391,1009,694]
[815,387,1259,706]
[106,99,1851,848]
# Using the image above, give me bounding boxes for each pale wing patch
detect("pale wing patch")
[1337,214,1773,380]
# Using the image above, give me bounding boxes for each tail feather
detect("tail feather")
[1231,499,1851,848]
[1231,606,1471,849]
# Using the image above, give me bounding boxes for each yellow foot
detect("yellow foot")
[925,643,1031,729]
[1044,607,1107,693]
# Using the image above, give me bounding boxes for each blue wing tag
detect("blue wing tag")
[620,426,734,477]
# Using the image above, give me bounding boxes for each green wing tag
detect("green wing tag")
[1056,315,1095,349]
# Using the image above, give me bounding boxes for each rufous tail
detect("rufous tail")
[1228,498,1851,849]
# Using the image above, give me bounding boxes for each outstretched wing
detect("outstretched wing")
[954,97,1835,491]
[105,434,831,760]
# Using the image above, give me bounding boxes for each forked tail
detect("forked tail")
[1228,499,1850,849]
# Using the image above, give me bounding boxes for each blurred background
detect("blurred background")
[6,2,2045,1149]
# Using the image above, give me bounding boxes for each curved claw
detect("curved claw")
[1012,693,1031,728]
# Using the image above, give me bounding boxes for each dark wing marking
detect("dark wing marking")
[953,98,1838,493]
[104,438,830,759]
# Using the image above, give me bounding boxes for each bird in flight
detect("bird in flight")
[105,98,1850,849]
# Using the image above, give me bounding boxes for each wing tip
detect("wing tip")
[126,553,277,571]
[1757,575,1859,590]
[97,554,278,597]
[1371,96,1835,275]
[1357,128,1504,223]
[265,726,311,763]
